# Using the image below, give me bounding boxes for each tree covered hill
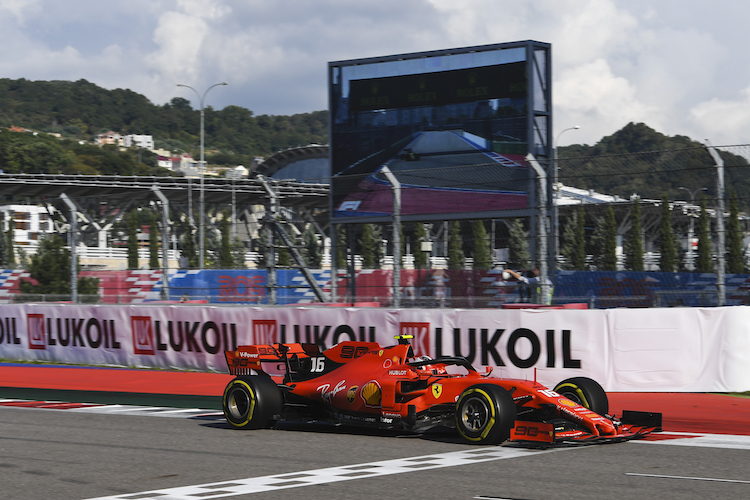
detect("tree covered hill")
[1,78,747,210]
[558,122,750,210]
[0,78,328,172]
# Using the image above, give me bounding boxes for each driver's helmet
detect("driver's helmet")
[411,355,447,375]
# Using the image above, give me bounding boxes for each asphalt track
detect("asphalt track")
[1,364,750,500]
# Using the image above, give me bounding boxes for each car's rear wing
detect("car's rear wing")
[225,343,322,376]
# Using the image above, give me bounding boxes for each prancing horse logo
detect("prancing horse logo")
[431,384,442,399]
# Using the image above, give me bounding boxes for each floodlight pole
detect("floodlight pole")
[553,126,580,265]
[60,193,78,303]
[176,82,228,269]
[150,186,171,300]
[705,141,725,306]
[381,166,401,308]
[525,154,551,305]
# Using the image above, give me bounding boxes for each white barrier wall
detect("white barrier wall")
[1,304,748,392]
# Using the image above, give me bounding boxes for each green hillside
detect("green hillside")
[0,78,327,174]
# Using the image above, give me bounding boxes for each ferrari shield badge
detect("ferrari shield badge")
[431,383,442,399]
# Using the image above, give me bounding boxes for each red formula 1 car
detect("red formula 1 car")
[221,336,661,445]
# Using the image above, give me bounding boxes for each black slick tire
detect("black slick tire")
[553,377,609,415]
[455,384,516,445]
[223,376,283,429]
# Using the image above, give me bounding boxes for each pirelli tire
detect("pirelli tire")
[223,376,283,430]
[455,384,517,445]
[554,377,609,415]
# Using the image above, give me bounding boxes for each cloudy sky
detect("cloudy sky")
[2,0,748,147]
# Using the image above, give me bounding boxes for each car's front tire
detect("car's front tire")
[455,384,516,444]
[553,377,609,415]
[223,376,283,429]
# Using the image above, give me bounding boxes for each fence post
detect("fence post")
[705,141,725,306]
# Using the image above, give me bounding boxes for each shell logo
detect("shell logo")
[361,381,382,407]
[559,398,578,408]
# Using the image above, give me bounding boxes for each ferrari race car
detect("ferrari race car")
[221,336,661,445]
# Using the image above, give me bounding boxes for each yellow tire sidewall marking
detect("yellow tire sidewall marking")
[456,388,496,442]
[224,379,257,427]
[555,383,590,409]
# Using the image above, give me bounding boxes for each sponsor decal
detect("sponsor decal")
[361,381,382,407]
[317,380,347,404]
[338,201,361,211]
[392,356,399,363]
[382,412,401,418]
[380,417,393,424]
[16,315,121,351]
[339,344,370,359]
[558,398,577,408]
[0,317,20,345]
[379,350,383,356]
[27,314,46,350]
[399,322,429,356]
[434,327,581,369]
[252,320,277,345]
[431,383,443,399]
[382,359,392,369]
[218,275,265,302]
[346,386,358,404]
[132,316,155,355]
[388,370,407,376]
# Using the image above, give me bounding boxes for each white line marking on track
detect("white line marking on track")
[626,473,750,484]
[632,433,750,450]
[82,447,558,500]
[0,399,223,419]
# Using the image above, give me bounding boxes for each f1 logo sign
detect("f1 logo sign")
[131,316,155,355]
[399,322,429,357]
[252,320,277,345]
[338,201,361,211]
[27,314,46,350]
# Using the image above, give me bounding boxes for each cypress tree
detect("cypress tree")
[727,192,745,274]
[658,195,676,272]
[149,212,159,269]
[508,218,530,270]
[413,223,428,269]
[448,221,465,270]
[572,205,586,270]
[471,220,492,270]
[601,206,618,271]
[360,224,376,268]
[127,211,139,269]
[624,198,644,271]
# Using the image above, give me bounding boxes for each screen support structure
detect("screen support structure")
[382,166,401,307]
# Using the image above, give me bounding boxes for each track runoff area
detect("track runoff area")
[1,364,749,499]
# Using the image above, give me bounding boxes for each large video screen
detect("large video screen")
[329,42,548,221]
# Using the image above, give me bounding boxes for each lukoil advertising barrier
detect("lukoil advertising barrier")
[1,304,749,392]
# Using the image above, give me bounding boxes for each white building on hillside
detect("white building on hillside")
[0,205,55,248]
[122,134,154,150]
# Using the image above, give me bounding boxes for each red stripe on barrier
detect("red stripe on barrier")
[0,365,234,396]
[609,393,750,436]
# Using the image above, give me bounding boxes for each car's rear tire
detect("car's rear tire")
[554,377,608,415]
[455,384,516,445]
[223,376,283,429]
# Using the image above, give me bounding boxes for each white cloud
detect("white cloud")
[689,87,750,145]
[555,58,658,145]
[2,0,750,145]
